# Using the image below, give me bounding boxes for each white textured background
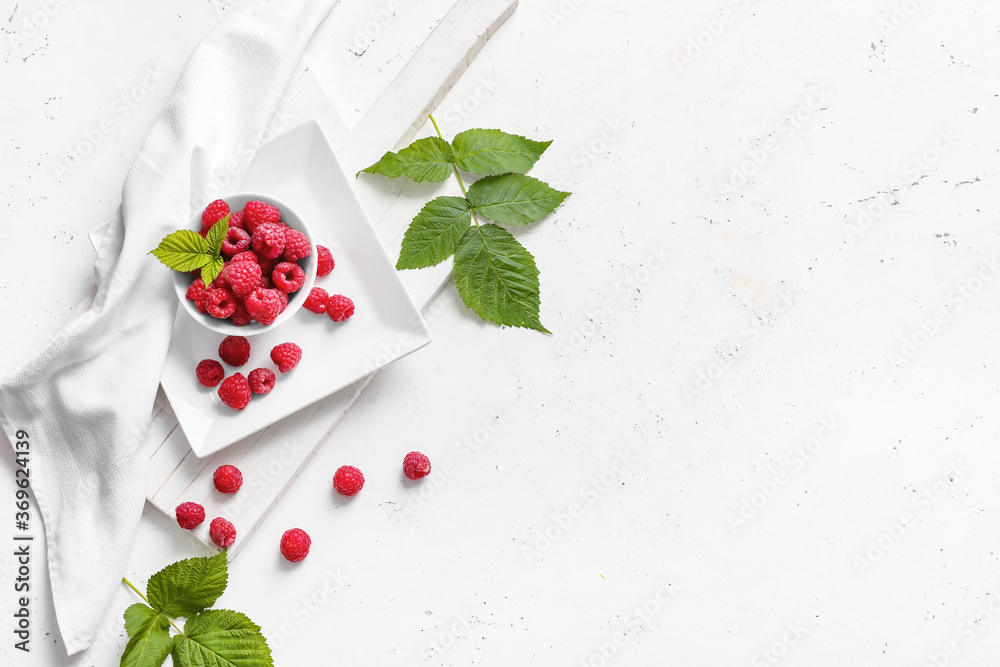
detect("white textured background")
[3,0,1000,665]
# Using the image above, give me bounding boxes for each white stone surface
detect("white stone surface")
[3,0,1000,665]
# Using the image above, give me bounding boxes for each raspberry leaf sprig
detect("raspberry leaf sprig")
[119,551,273,667]
[360,117,570,333]
[150,215,229,286]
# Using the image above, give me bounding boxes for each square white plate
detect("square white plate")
[94,120,431,457]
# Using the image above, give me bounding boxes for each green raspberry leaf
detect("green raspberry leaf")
[120,604,172,667]
[172,609,273,667]
[206,214,230,257]
[359,136,454,183]
[149,230,212,273]
[200,255,225,287]
[397,196,473,269]
[453,224,549,333]
[123,603,169,638]
[467,173,570,226]
[452,129,552,175]
[147,552,228,618]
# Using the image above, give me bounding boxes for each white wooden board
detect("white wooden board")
[142,0,518,555]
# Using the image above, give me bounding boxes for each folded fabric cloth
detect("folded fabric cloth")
[0,0,336,653]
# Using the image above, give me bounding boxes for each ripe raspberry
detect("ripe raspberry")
[275,289,288,312]
[316,245,335,276]
[326,295,355,322]
[213,465,243,494]
[230,299,252,327]
[272,262,305,293]
[257,273,271,289]
[218,335,251,366]
[186,278,210,304]
[206,289,237,319]
[218,373,251,410]
[282,229,312,263]
[243,200,281,234]
[280,528,311,562]
[303,287,328,314]
[213,268,230,291]
[403,452,432,480]
[201,199,230,227]
[248,368,276,394]
[229,209,245,231]
[175,502,205,530]
[270,342,301,373]
[232,250,257,264]
[221,261,262,298]
[251,222,286,259]
[209,517,237,548]
[194,297,208,314]
[333,466,364,496]
[258,255,281,278]
[221,227,251,257]
[196,359,225,387]
[245,287,283,325]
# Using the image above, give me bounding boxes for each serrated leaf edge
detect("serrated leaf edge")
[453,224,550,334]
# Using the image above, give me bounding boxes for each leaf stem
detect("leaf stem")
[122,577,185,636]
[429,114,481,227]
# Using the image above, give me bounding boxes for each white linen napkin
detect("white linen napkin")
[0,0,336,653]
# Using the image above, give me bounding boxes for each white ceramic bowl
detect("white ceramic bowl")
[173,192,317,336]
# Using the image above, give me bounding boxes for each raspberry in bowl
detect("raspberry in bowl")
[172,193,317,336]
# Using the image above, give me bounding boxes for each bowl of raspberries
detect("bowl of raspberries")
[176,193,317,335]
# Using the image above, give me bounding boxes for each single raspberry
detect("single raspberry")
[229,209,245,231]
[247,368,276,395]
[316,245,335,276]
[201,199,230,227]
[186,278,210,304]
[270,342,301,373]
[218,373,251,410]
[245,287,283,325]
[196,359,225,387]
[272,262,305,293]
[282,229,312,263]
[243,200,281,234]
[213,465,243,493]
[280,528,311,562]
[206,289,237,319]
[175,502,205,530]
[209,517,237,548]
[232,250,258,264]
[213,268,230,291]
[326,295,355,322]
[251,222,286,259]
[333,466,364,496]
[221,261,262,298]
[258,255,281,278]
[303,287,328,314]
[218,335,251,366]
[403,452,432,480]
[230,299,252,327]
[221,227,251,257]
